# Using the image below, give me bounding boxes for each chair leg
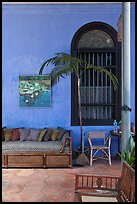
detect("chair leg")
[90,150,93,166]
[108,149,111,165]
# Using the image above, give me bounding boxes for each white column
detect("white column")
[121,2,131,154]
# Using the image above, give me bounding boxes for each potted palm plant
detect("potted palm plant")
[39,52,118,165]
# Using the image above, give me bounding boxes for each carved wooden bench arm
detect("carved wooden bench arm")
[59,136,72,153]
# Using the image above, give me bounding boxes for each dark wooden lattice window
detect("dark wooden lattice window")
[71,22,121,126]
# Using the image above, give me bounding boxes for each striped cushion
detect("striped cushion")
[38,129,47,142]
[43,128,53,141]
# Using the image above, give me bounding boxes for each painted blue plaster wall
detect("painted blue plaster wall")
[2,3,135,157]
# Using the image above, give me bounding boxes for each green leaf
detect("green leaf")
[119,135,135,168]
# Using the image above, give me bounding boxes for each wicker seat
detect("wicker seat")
[87,131,111,166]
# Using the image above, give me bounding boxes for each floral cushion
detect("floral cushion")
[11,128,20,141]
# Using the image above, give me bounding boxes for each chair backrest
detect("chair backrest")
[87,131,107,147]
[87,131,106,139]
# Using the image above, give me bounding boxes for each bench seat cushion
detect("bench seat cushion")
[2,141,69,153]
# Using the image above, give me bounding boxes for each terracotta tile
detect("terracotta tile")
[18,189,44,202]
[2,159,121,202]
[2,184,24,194]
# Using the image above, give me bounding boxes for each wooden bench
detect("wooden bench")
[2,136,72,168]
[75,161,135,202]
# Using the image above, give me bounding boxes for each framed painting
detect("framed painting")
[19,75,51,107]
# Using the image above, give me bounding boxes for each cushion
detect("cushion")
[38,129,47,142]
[50,129,59,141]
[27,129,40,141]
[11,128,20,141]
[61,131,70,145]
[2,141,70,153]
[2,127,6,141]
[19,128,31,141]
[4,129,13,142]
[57,128,68,141]
[81,195,118,202]
[43,128,53,142]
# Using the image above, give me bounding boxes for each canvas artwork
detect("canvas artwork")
[19,75,51,107]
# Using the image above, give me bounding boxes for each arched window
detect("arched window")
[71,22,121,126]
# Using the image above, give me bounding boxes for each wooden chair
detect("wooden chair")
[87,131,111,166]
[75,161,135,202]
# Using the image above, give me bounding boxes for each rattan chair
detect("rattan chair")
[87,131,111,166]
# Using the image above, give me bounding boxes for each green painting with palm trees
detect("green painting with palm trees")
[19,75,51,107]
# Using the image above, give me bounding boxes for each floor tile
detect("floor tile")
[2,159,121,202]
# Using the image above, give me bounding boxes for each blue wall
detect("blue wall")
[2,3,135,157]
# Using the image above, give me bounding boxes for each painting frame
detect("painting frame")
[19,75,51,108]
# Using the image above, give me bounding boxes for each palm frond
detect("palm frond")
[39,56,57,75]
[39,52,86,76]
[50,65,75,82]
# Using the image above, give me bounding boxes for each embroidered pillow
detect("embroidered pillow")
[50,129,59,141]
[38,129,47,142]
[4,129,13,142]
[11,128,20,141]
[43,128,53,142]
[19,128,31,141]
[27,129,40,141]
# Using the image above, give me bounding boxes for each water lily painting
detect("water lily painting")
[19,75,51,107]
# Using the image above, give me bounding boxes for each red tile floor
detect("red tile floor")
[2,159,121,202]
